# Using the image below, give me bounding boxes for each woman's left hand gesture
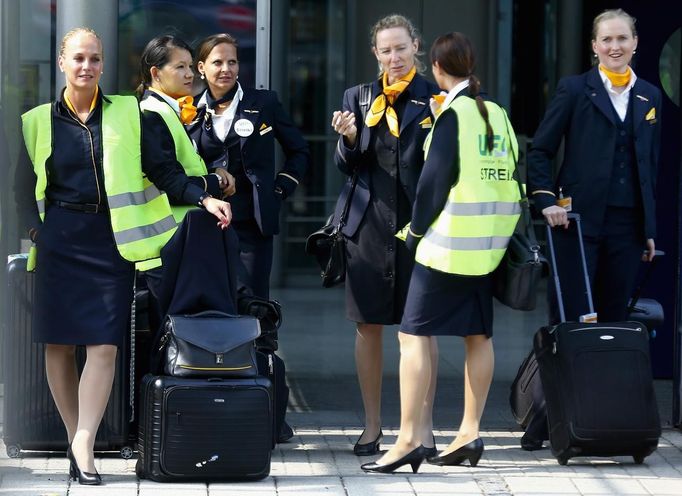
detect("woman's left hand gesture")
[643,239,656,262]
[202,197,232,229]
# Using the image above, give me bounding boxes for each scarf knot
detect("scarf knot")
[176,95,197,124]
[365,66,416,137]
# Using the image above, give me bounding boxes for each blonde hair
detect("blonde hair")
[59,27,103,58]
[591,8,637,41]
[370,14,425,75]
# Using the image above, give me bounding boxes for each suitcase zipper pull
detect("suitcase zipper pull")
[268,354,274,375]
[158,332,170,351]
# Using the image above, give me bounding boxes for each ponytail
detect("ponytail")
[135,82,147,101]
[469,74,493,153]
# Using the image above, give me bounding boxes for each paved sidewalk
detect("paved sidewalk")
[1,424,682,495]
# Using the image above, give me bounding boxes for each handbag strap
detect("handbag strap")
[502,113,540,263]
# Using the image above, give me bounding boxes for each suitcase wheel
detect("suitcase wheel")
[633,455,645,465]
[557,455,569,466]
[6,444,21,458]
[119,446,134,459]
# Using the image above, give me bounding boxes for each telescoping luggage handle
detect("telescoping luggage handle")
[545,213,595,323]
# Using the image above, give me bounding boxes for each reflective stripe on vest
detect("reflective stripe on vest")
[140,96,207,223]
[21,96,177,269]
[414,96,521,276]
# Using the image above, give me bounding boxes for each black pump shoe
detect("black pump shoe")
[361,446,425,474]
[67,446,102,485]
[354,430,383,456]
[422,434,437,458]
[427,438,484,467]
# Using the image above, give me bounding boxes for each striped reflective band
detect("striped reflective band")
[107,184,164,209]
[425,231,511,250]
[37,198,45,215]
[113,215,177,245]
[443,200,521,216]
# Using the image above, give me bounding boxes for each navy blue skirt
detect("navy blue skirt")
[400,262,493,337]
[33,206,135,345]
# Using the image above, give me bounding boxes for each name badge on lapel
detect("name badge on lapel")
[419,116,432,129]
[645,107,656,124]
[259,122,273,135]
[234,118,254,137]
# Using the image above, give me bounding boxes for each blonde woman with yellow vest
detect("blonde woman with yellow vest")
[15,28,231,485]
[361,32,521,474]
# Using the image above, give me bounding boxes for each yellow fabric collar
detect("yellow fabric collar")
[599,64,632,88]
[63,86,98,120]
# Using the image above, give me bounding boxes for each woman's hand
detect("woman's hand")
[542,205,569,228]
[331,110,357,148]
[214,168,236,197]
[643,239,656,262]
[202,197,232,229]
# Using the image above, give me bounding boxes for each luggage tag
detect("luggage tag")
[579,312,598,323]
[556,187,572,211]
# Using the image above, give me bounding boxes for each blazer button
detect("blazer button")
[222,160,227,166]
[255,183,261,188]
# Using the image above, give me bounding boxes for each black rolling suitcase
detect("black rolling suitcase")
[2,255,137,459]
[136,374,273,481]
[533,215,660,465]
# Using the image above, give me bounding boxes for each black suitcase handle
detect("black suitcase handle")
[545,213,594,323]
[627,250,664,313]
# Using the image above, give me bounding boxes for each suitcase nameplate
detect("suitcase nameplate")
[216,353,224,364]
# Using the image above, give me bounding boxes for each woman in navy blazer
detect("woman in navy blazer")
[187,33,310,300]
[331,14,439,456]
[528,8,661,323]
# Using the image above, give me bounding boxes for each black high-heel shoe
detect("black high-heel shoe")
[427,438,484,467]
[354,430,383,456]
[422,434,437,459]
[361,446,425,474]
[66,446,102,485]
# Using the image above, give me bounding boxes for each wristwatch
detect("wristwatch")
[198,193,213,208]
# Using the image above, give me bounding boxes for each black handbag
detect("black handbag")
[160,310,260,378]
[305,174,358,288]
[492,123,548,311]
[627,251,665,332]
[237,293,283,352]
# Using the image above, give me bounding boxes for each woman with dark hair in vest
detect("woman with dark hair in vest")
[361,32,520,474]
[187,33,310,300]
[330,13,439,457]
[136,35,236,329]
[528,9,660,326]
[15,28,231,485]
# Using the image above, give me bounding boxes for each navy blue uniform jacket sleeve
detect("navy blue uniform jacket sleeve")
[14,129,42,238]
[407,109,459,251]
[141,109,220,204]
[270,92,310,198]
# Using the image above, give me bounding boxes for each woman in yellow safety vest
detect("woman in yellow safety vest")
[361,32,520,474]
[16,28,232,485]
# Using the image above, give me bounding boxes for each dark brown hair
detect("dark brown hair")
[195,33,239,67]
[430,32,493,152]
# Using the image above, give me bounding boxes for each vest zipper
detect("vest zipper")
[68,113,102,206]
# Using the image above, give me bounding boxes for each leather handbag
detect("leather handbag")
[160,310,260,378]
[305,174,358,288]
[492,122,548,311]
[237,293,283,352]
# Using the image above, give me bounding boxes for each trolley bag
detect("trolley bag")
[533,215,660,465]
[256,350,292,445]
[136,374,273,481]
[627,251,665,335]
[509,349,548,450]
[2,255,137,459]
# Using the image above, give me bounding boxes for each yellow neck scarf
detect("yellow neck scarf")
[599,64,631,87]
[365,66,416,137]
[63,86,98,121]
[149,88,197,124]
[176,95,197,125]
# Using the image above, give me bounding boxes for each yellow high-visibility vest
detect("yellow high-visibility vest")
[414,96,521,275]
[22,96,177,270]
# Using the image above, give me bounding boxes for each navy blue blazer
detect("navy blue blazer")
[188,88,310,236]
[527,66,662,239]
[333,73,439,237]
